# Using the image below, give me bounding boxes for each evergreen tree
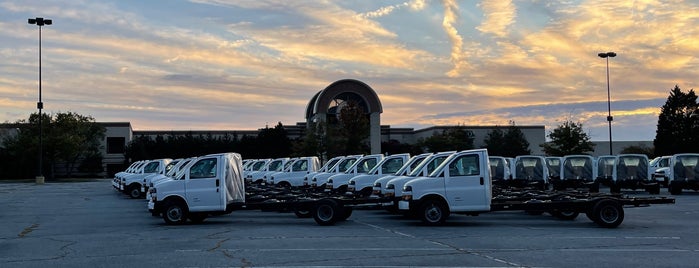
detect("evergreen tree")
[483,127,506,156]
[540,120,595,156]
[337,100,370,155]
[654,85,699,156]
[503,121,532,157]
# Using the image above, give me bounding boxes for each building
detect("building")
[2,79,648,178]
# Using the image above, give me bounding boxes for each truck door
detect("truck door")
[185,157,223,211]
[444,152,490,211]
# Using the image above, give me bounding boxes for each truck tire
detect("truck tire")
[163,200,188,225]
[551,210,579,220]
[669,183,682,195]
[313,199,340,226]
[294,208,312,218]
[591,199,624,228]
[188,213,207,224]
[128,184,142,199]
[647,184,661,195]
[419,199,449,226]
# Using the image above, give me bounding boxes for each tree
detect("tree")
[503,121,531,156]
[540,120,595,156]
[1,112,105,179]
[483,127,506,156]
[654,85,699,156]
[256,122,292,158]
[48,112,106,178]
[418,125,474,152]
[337,100,370,155]
[620,144,654,157]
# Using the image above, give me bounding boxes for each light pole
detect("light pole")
[598,51,616,155]
[28,17,52,184]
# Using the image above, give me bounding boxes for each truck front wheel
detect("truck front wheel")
[163,200,188,225]
[128,184,142,199]
[419,199,449,226]
[591,199,624,228]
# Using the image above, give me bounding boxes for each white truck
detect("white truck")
[347,153,411,197]
[552,155,599,192]
[148,153,246,224]
[119,158,172,198]
[396,149,675,227]
[371,153,433,198]
[301,155,345,187]
[112,160,145,189]
[148,152,380,225]
[310,155,362,188]
[383,151,456,211]
[245,157,290,184]
[325,154,383,193]
[269,156,321,187]
[663,153,699,195]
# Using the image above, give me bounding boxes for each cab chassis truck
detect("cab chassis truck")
[148,152,674,228]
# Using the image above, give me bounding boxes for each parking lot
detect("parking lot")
[1,180,698,268]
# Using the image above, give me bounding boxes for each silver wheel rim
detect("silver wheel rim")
[425,204,441,223]
[167,206,183,221]
[600,206,618,223]
[318,205,333,221]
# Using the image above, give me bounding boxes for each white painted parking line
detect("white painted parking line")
[561,249,692,252]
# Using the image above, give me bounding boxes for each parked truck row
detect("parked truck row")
[111,150,679,228]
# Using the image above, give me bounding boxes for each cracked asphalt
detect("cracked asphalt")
[1,180,698,268]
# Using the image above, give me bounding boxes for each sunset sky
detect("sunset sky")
[2,0,698,141]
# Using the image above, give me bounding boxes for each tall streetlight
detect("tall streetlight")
[598,51,616,155]
[28,17,52,184]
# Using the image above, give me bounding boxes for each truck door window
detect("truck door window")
[448,155,479,176]
[190,158,217,179]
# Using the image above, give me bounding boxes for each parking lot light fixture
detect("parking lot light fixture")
[598,51,616,155]
[28,17,52,184]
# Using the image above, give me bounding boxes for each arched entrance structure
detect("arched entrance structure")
[305,79,383,154]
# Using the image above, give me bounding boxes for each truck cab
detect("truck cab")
[347,153,411,196]
[270,156,321,187]
[510,155,549,190]
[325,154,383,193]
[399,149,491,225]
[121,158,172,198]
[246,157,290,184]
[372,153,433,197]
[553,155,598,192]
[666,153,699,195]
[310,155,362,188]
[149,153,245,224]
[385,151,456,206]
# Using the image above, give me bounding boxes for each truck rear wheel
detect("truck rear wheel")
[313,199,340,226]
[163,200,188,225]
[294,207,312,218]
[591,199,624,228]
[551,210,579,220]
[419,199,449,226]
[669,183,682,195]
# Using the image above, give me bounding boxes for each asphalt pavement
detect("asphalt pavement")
[1,180,697,268]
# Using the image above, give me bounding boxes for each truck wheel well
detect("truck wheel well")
[418,194,449,211]
[162,196,188,209]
